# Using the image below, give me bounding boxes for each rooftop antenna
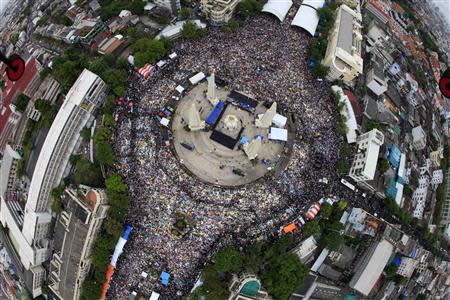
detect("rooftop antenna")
[0,51,25,81]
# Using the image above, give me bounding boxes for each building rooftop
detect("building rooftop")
[27,69,100,210]
[337,7,355,54]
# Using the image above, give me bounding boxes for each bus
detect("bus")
[340,178,356,191]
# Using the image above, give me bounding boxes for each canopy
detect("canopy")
[161,272,170,285]
[268,127,287,141]
[273,113,287,127]
[291,1,324,36]
[189,72,205,85]
[160,117,170,127]
[141,271,148,278]
[283,223,296,233]
[169,52,177,59]
[149,291,160,300]
[176,85,185,94]
[262,0,293,22]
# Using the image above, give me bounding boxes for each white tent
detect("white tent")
[176,85,185,94]
[169,52,178,59]
[269,127,288,141]
[160,117,170,127]
[189,72,206,85]
[262,0,293,22]
[149,292,160,300]
[272,113,287,127]
[291,0,325,36]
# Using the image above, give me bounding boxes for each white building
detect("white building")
[412,175,430,219]
[0,69,106,298]
[397,257,418,278]
[322,4,363,83]
[154,0,180,14]
[366,20,388,47]
[292,236,318,264]
[412,126,426,151]
[431,169,443,189]
[156,19,206,40]
[200,0,243,25]
[349,129,385,182]
[262,0,292,22]
[366,63,388,96]
[349,239,394,296]
[331,85,358,143]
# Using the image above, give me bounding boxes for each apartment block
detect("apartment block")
[322,4,363,83]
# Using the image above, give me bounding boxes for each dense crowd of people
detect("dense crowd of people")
[108,15,353,299]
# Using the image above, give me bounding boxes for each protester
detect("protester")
[108,15,355,299]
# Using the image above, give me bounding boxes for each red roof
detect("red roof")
[343,89,363,124]
[0,57,38,147]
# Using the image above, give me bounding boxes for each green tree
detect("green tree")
[314,64,329,78]
[384,263,398,279]
[181,20,200,39]
[192,266,230,299]
[130,0,145,15]
[95,140,115,165]
[80,279,102,300]
[261,253,309,300]
[367,120,380,131]
[320,203,333,219]
[236,0,265,18]
[377,158,390,174]
[73,158,104,187]
[105,173,128,195]
[10,32,19,44]
[81,127,91,141]
[39,67,52,80]
[133,38,166,67]
[213,248,242,273]
[336,160,350,174]
[320,222,344,251]
[179,7,191,19]
[243,241,264,272]
[15,94,30,112]
[303,220,321,237]
[91,234,116,273]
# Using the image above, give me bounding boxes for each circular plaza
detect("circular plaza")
[172,79,292,186]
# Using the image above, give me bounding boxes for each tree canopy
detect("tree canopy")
[15,93,30,112]
[213,248,243,273]
[181,21,207,39]
[133,38,166,67]
[303,220,321,237]
[260,253,309,300]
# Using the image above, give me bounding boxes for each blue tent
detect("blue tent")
[240,137,249,144]
[161,272,170,285]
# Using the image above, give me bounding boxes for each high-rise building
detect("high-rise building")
[349,238,394,296]
[322,4,363,83]
[0,69,106,297]
[48,187,109,300]
[348,129,384,182]
[411,126,427,151]
[200,0,242,25]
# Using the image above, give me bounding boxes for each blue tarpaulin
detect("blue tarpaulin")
[388,144,401,169]
[161,272,170,285]
[240,137,249,144]
[206,102,225,125]
[386,179,398,198]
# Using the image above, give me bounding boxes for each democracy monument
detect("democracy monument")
[171,71,293,186]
